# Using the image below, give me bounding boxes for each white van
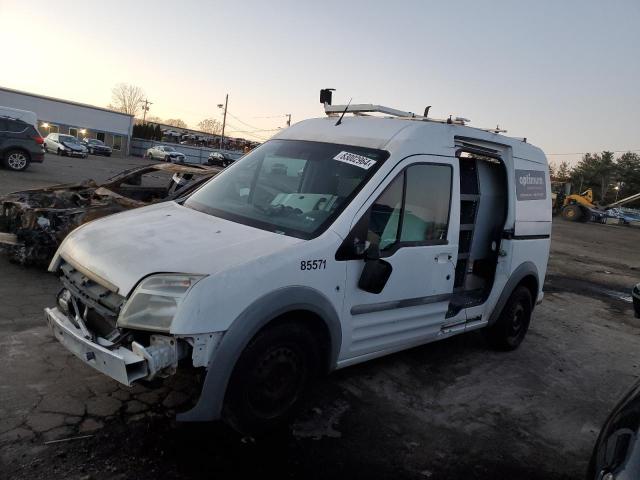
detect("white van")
[45,100,551,432]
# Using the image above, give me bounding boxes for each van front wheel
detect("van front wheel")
[223,322,317,434]
[485,286,532,351]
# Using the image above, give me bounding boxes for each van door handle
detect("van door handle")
[435,253,453,264]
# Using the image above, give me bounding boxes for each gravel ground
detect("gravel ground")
[1,155,639,479]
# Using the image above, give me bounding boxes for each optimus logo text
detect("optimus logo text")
[518,172,544,187]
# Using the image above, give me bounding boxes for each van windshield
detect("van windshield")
[185,139,388,239]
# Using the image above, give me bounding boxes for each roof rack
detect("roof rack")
[324,104,512,134]
[323,103,472,126]
[319,89,509,134]
[477,125,508,134]
[324,103,424,118]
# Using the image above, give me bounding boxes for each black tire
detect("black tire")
[223,322,318,434]
[57,148,62,156]
[165,155,171,162]
[3,149,30,171]
[561,204,584,222]
[485,286,533,351]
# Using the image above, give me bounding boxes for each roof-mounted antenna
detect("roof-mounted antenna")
[335,98,352,126]
[423,106,431,118]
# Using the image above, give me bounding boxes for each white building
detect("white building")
[0,86,134,156]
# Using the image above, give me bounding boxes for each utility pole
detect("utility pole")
[286,113,291,127]
[218,94,228,150]
[142,99,153,123]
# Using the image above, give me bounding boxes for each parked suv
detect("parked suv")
[145,145,186,163]
[45,133,88,158]
[82,138,112,156]
[0,115,45,171]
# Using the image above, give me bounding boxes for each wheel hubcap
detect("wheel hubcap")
[509,304,525,338]
[7,153,27,169]
[247,346,304,418]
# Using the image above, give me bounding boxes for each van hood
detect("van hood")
[52,201,303,295]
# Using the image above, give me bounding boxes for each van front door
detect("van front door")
[340,156,459,360]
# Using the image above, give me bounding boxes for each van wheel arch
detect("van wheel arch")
[260,310,333,375]
[488,262,539,327]
[518,274,539,308]
[177,287,341,423]
[222,315,326,433]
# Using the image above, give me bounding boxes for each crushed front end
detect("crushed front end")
[45,258,217,386]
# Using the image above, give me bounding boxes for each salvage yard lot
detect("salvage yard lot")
[1,155,639,479]
[0,152,157,196]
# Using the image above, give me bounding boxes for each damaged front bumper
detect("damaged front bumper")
[46,306,148,385]
[45,306,185,386]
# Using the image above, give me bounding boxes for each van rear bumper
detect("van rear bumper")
[45,307,148,385]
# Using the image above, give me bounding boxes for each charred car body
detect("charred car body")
[0,163,219,265]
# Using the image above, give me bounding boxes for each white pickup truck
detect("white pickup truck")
[45,100,551,432]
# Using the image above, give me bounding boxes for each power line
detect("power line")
[225,111,265,131]
[223,119,279,135]
[252,114,289,119]
[223,121,270,141]
[226,127,281,133]
[547,149,640,156]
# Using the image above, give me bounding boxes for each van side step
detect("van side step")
[445,289,486,318]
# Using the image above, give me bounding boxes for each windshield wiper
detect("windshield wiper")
[254,204,302,217]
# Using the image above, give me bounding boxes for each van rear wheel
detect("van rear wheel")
[485,286,532,351]
[223,322,317,434]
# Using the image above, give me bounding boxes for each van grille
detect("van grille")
[58,260,125,338]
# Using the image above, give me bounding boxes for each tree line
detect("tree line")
[132,123,163,140]
[109,83,222,134]
[551,151,640,204]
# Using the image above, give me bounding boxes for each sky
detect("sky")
[1,0,639,164]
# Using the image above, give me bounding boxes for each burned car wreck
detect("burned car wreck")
[0,163,220,265]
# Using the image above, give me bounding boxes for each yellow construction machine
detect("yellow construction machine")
[554,187,640,222]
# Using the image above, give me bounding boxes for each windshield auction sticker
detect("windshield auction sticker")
[333,151,377,170]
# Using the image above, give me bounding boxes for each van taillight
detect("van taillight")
[32,135,44,144]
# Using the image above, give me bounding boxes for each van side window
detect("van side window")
[367,164,452,251]
[400,164,451,243]
[368,174,403,249]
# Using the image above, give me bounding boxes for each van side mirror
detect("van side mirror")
[358,254,393,294]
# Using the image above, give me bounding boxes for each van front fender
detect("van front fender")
[177,286,341,422]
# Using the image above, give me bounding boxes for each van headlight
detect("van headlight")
[117,274,205,332]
